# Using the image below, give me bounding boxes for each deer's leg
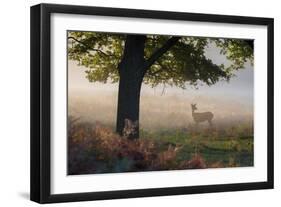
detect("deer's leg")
[208,119,213,127]
[194,122,199,131]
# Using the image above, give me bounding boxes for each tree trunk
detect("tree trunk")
[116,35,146,139]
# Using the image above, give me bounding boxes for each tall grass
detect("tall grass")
[68,116,253,175]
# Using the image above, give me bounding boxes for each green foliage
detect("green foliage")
[68,31,253,88]
[213,38,254,70]
[68,31,124,83]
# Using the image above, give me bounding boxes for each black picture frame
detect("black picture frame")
[30,3,274,204]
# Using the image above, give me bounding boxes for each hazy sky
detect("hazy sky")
[68,40,253,106]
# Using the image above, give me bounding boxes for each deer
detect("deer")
[123,118,139,139]
[191,104,214,127]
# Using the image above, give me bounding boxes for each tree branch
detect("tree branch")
[141,36,181,76]
[148,68,163,76]
[146,61,178,77]
[68,36,115,57]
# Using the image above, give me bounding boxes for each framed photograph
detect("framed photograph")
[30,3,274,203]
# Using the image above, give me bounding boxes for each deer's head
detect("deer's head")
[191,104,198,111]
[123,118,139,138]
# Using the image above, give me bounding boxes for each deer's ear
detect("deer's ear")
[124,118,132,127]
[134,120,139,126]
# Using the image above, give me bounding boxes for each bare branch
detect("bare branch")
[161,84,166,96]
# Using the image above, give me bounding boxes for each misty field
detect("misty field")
[68,89,254,175]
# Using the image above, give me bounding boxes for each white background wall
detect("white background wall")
[0,0,279,206]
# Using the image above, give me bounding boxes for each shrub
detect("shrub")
[68,116,186,174]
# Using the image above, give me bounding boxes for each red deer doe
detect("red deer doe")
[123,118,139,139]
[191,104,214,127]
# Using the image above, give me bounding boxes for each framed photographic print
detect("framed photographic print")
[30,3,274,203]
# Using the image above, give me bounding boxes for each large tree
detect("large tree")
[68,32,253,139]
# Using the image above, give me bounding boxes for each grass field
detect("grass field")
[67,89,253,174]
[140,125,253,168]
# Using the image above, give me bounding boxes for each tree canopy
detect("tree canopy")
[68,31,253,89]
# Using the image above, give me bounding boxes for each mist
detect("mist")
[68,41,253,131]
